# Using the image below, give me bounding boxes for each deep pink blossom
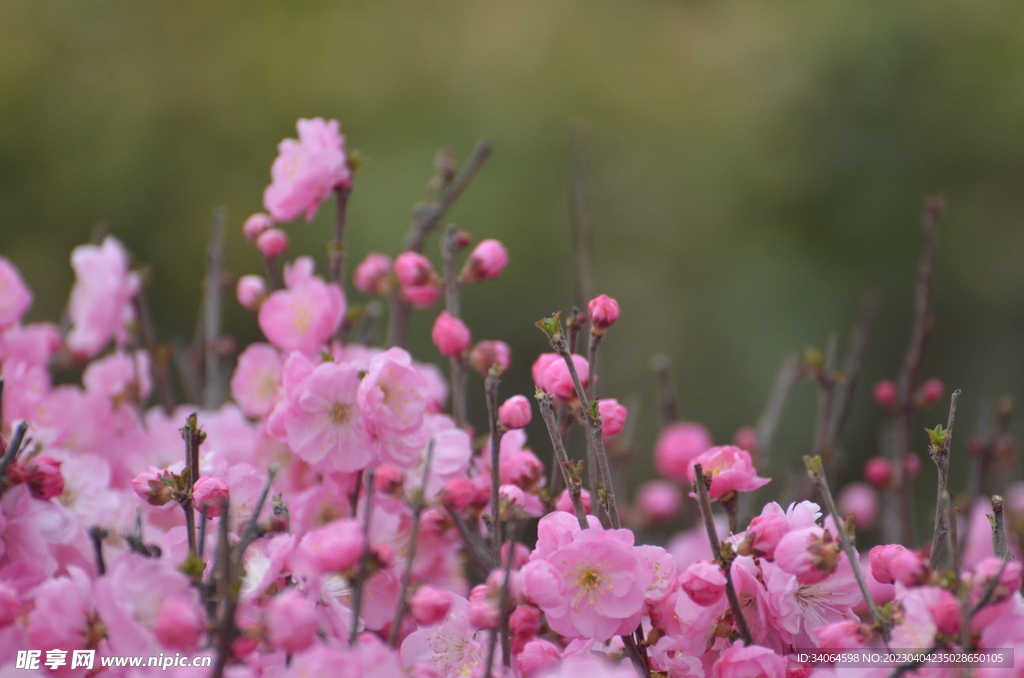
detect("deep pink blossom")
[813,620,870,649]
[654,422,713,483]
[587,294,619,334]
[154,597,204,650]
[535,353,589,400]
[598,399,628,437]
[687,445,771,501]
[67,235,141,358]
[461,239,509,282]
[498,395,532,430]
[256,227,289,258]
[868,544,929,586]
[864,456,893,488]
[263,117,350,222]
[411,586,452,625]
[258,257,345,355]
[431,311,471,356]
[0,256,32,329]
[916,378,945,410]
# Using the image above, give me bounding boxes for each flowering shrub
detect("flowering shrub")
[0,118,1022,678]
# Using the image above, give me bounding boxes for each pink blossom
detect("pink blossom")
[498,395,532,429]
[680,560,727,605]
[868,544,929,586]
[812,620,869,649]
[587,294,619,334]
[712,640,786,678]
[411,586,452,625]
[19,456,64,500]
[154,597,204,650]
[192,476,230,517]
[441,478,478,511]
[468,584,499,629]
[26,567,96,661]
[916,378,945,410]
[256,227,289,258]
[0,581,23,627]
[654,422,713,483]
[738,511,791,560]
[354,252,393,296]
[518,638,561,677]
[265,589,318,653]
[395,252,436,287]
[0,256,32,329]
[635,480,682,523]
[555,488,591,514]
[230,343,282,418]
[537,353,589,400]
[863,457,893,488]
[66,235,141,358]
[263,117,350,222]
[236,274,268,310]
[500,450,544,490]
[284,360,373,472]
[403,282,442,308]
[242,212,273,241]
[598,399,628,437]
[0,322,62,366]
[296,518,365,573]
[470,340,512,377]
[131,465,175,506]
[461,239,509,282]
[774,526,841,584]
[509,604,542,641]
[687,445,771,501]
[972,557,1023,605]
[258,257,345,355]
[837,482,879,531]
[732,426,759,458]
[431,311,471,356]
[873,379,899,412]
[357,347,430,468]
[401,594,491,677]
[82,350,152,404]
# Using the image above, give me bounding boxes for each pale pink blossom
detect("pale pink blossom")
[868,544,929,586]
[518,638,561,677]
[598,399,628,437]
[461,239,509,282]
[258,257,345,355]
[774,526,841,584]
[500,450,544,490]
[712,640,786,678]
[587,294,619,334]
[66,235,141,358]
[555,488,591,515]
[242,212,273,241]
[263,117,350,222]
[154,597,204,650]
[0,257,32,329]
[265,589,318,653]
[498,395,531,429]
[469,340,511,377]
[536,353,589,400]
[732,425,759,458]
[236,274,267,310]
[230,343,282,418]
[687,445,771,501]
[635,480,682,523]
[812,620,869,649]
[0,322,62,366]
[256,227,289,258]
[354,252,393,296]
[971,557,1023,605]
[401,594,492,677]
[26,567,96,664]
[411,586,452,625]
[431,311,471,356]
[654,422,713,483]
[358,347,430,468]
[681,560,727,606]
[82,350,152,404]
[837,482,879,531]
[765,555,860,647]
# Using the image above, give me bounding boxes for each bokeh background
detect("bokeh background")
[3,0,1024,539]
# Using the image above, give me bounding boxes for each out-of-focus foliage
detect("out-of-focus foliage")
[3,0,1024,534]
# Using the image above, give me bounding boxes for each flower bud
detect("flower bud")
[680,561,726,606]
[410,586,452,625]
[461,239,509,282]
[373,464,404,494]
[813,620,869,649]
[440,478,477,512]
[971,557,1023,605]
[265,589,318,653]
[468,585,499,629]
[635,480,682,524]
[654,422,713,484]
[402,283,441,309]
[498,395,531,430]
[598,398,628,437]
[510,604,542,640]
[242,213,273,242]
[431,311,471,357]
[23,456,64,500]
[873,379,899,412]
[837,482,880,531]
[738,512,791,560]
[256,228,288,259]
[868,543,929,586]
[192,476,230,518]
[469,340,511,377]
[353,252,393,296]
[538,354,589,401]
[774,526,841,584]
[864,457,893,488]
[587,294,619,335]
[394,252,437,287]
[916,378,945,411]
[236,275,267,311]
[154,598,204,650]
[904,452,922,479]
[131,466,175,506]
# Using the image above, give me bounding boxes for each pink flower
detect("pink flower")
[411,586,452,625]
[813,620,869,649]
[654,422,713,483]
[738,512,791,560]
[916,378,945,410]
[0,256,32,329]
[395,252,442,309]
[598,399,628,437]
[82,349,152,404]
[517,638,561,677]
[67,235,141,358]
[192,476,230,517]
[284,360,373,472]
[712,641,786,678]
[500,450,544,489]
[265,589,318,653]
[258,257,345,355]
[864,457,893,488]
[131,465,175,506]
[0,322,62,367]
[256,227,289,258]
[230,343,282,418]
[773,526,841,585]
[868,544,929,586]
[635,480,682,523]
[681,561,727,606]
[499,395,532,430]
[555,488,591,515]
[296,518,365,573]
[263,117,350,222]
[20,456,64,501]
[461,239,509,282]
[509,604,542,641]
[154,597,204,650]
[354,252,393,296]
[971,557,1023,605]
[732,426,759,458]
[470,340,511,377]
[873,379,899,412]
[687,445,771,501]
[357,348,430,468]
[536,353,589,400]
[236,274,268,310]
[837,482,879,531]
[431,311,471,357]
[587,294,620,334]
[242,212,273,242]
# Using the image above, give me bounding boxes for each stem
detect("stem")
[441,226,469,428]
[349,470,377,646]
[180,413,203,559]
[692,464,752,645]
[650,353,678,428]
[756,354,803,468]
[211,498,235,678]
[388,141,492,348]
[329,185,352,288]
[722,494,739,535]
[485,371,504,566]
[198,506,208,559]
[263,252,283,292]
[203,208,226,410]
[238,466,278,552]
[568,122,594,310]
[929,389,961,569]
[88,526,108,576]
[812,333,838,469]
[389,440,436,647]
[826,291,879,448]
[445,506,494,579]
[536,392,588,529]
[132,293,174,414]
[483,520,521,678]
[0,421,28,482]
[991,495,1007,559]
[586,332,603,401]
[803,455,890,642]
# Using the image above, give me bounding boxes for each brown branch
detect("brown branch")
[329,185,353,288]
[650,353,678,429]
[441,225,469,428]
[536,391,588,529]
[203,208,226,410]
[991,495,1007,559]
[485,370,504,566]
[826,291,879,448]
[928,390,961,570]
[349,470,377,645]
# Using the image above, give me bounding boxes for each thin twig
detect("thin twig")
[445,506,494,579]
[929,390,961,569]
[88,526,108,576]
[237,466,278,553]
[0,421,28,481]
[812,334,839,469]
[483,520,522,678]
[568,122,594,310]
[991,495,1007,559]
[826,291,879,448]
[692,464,753,645]
[211,498,234,678]
[389,440,436,647]
[650,353,678,429]
[803,455,890,643]
[203,208,226,410]
[485,370,504,566]
[349,470,377,645]
[441,225,469,428]
[329,185,353,288]
[756,354,803,469]
[132,292,175,414]
[537,391,588,529]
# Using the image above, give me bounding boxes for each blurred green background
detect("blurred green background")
[3,0,1024,537]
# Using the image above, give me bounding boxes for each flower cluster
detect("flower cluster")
[0,119,1021,678]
